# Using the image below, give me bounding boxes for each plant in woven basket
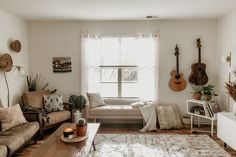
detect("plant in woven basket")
[26,73,57,93]
[69,95,86,112]
[225,72,236,101]
[27,74,39,91]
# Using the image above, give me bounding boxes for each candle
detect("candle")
[63,128,74,138]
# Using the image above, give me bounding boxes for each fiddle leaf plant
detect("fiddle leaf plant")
[201,85,217,96]
[201,85,217,101]
[69,95,86,112]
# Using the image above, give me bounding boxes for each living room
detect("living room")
[0,0,236,157]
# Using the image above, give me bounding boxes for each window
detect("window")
[100,65,138,97]
[84,36,157,100]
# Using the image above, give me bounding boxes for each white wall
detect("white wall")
[28,20,218,114]
[0,9,28,107]
[217,10,236,111]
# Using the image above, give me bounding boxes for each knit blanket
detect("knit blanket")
[131,101,157,132]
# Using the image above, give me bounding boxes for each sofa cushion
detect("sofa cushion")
[0,145,7,157]
[89,105,141,116]
[157,104,183,130]
[44,111,70,126]
[104,98,140,105]
[22,90,51,109]
[0,122,39,156]
[43,95,64,113]
[0,104,27,131]
[87,93,105,108]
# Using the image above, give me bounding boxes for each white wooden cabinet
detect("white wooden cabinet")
[217,112,236,150]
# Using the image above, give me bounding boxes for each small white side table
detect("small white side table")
[217,112,236,150]
[190,114,216,137]
[187,99,217,137]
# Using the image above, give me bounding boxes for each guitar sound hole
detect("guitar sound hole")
[175,75,180,79]
[197,67,202,73]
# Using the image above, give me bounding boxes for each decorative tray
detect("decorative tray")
[61,134,88,143]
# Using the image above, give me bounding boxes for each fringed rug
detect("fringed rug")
[88,134,230,157]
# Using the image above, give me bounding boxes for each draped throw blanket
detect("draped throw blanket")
[131,101,157,132]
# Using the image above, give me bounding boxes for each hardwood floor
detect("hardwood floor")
[14,124,236,157]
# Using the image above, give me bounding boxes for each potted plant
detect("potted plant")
[26,73,57,93]
[27,74,38,91]
[225,72,236,114]
[201,85,217,101]
[69,94,87,122]
[76,118,87,137]
[190,85,202,100]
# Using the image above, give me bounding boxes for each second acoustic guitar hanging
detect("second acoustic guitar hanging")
[189,38,208,85]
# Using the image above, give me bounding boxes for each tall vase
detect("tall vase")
[233,102,236,115]
[73,110,82,123]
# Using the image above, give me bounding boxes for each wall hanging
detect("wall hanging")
[0,53,24,107]
[52,57,72,73]
[10,40,21,53]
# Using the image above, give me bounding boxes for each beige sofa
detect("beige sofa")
[85,97,143,123]
[0,100,39,157]
[0,122,39,157]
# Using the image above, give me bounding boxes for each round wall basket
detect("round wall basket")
[10,40,21,53]
[0,53,13,72]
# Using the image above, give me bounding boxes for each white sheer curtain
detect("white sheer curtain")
[81,34,159,101]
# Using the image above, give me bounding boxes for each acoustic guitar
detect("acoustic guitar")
[169,45,187,92]
[189,38,208,85]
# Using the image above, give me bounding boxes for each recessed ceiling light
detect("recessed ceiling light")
[146,16,159,19]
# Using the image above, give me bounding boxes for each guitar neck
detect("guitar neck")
[198,47,201,63]
[176,54,179,75]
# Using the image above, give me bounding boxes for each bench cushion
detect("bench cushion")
[0,145,7,157]
[0,122,39,156]
[89,105,141,116]
[104,98,140,105]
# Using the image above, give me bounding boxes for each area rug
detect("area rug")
[88,134,230,157]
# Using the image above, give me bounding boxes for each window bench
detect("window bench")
[85,98,143,123]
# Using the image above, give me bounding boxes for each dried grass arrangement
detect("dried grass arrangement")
[225,71,236,101]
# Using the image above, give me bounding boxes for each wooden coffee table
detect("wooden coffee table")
[30,123,100,157]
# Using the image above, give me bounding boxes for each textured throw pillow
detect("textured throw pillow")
[43,95,64,113]
[0,104,27,131]
[86,92,105,108]
[157,104,183,130]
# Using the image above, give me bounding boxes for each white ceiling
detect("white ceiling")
[0,0,236,21]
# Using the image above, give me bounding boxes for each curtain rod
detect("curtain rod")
[99,65,138,68]
[82,34,158,38]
